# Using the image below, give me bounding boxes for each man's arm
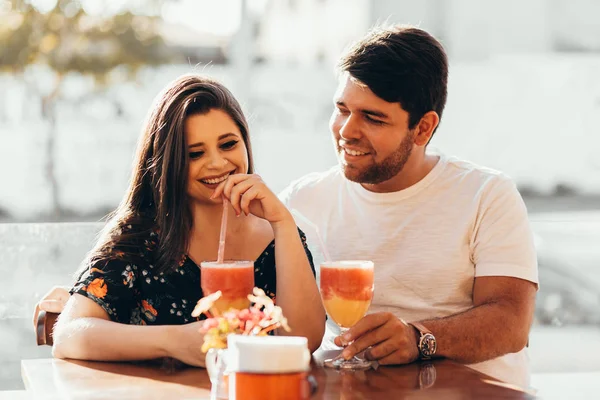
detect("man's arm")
[335,276,536,365]
[420,276,536,363]
[337,175,538,365]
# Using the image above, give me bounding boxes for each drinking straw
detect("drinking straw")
[217,197,229,264]
[290,209,331,262]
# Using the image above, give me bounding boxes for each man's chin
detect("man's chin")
[340,163,397,185]
[340,163,367,183]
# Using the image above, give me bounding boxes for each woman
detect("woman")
[51,75,325,366]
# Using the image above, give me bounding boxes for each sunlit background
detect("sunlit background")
[1,0,599,392]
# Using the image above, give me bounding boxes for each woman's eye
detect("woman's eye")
[221,140,238,150]
[189,151,204,159]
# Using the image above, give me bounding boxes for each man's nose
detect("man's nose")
[338,114,361,141]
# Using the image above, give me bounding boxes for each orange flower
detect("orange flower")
[141,300,158,316]
[90,268,105,274]
[86,278,108,299]
[113,250,125,258]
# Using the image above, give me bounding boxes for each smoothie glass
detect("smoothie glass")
[200,261,255,313]
[319,260,374,370]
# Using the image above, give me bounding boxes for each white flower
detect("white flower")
[192,291,222,317]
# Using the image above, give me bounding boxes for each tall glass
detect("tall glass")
[319,260,374,370]
[200,261,255,313]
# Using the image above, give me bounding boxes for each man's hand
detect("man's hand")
[333,312,420,365]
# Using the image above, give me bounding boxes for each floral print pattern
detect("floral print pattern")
[70,228,314,326]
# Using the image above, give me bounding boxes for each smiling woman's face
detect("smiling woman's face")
[185,109,249,204]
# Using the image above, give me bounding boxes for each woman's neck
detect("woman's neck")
[189,200,246,241]
[186,199,275,263]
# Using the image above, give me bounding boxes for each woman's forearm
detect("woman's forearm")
[271,217,326,352]
[52,317,174,361]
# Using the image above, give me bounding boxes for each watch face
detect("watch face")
[420,333,437,357]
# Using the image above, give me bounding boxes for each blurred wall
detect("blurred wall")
[2,57,600,220]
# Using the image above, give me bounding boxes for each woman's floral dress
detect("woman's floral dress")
[70,227,315,325]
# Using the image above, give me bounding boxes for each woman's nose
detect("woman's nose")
[207,153,228,168]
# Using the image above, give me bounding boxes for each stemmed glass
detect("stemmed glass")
[319,260,374,370]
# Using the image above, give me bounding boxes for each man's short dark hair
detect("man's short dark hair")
[338,25,448,136]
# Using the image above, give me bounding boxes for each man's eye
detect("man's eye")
[366,116,385,125]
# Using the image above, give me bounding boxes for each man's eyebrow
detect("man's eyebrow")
[361,109,389,119]
[336,101,389,119]
[188,133,238,148]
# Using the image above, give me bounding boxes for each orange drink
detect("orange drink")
[320,261,374,328]
[200,261,254,312]
[319,260,374,370]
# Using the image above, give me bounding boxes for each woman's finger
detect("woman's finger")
[211,174,247,200]
[222,174,250,200]
[229,179,255,215]
[210,180,227,199]
[240,186,262,215]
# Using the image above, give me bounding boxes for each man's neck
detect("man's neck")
[360,152,440,193]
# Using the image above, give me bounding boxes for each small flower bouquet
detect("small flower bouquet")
[191,287,291,353]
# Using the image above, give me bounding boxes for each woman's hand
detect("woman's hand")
[33,286,70,328]
[211,174,292,226]
[167,321,208,367]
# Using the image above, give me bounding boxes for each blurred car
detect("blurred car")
[533,225,600,326]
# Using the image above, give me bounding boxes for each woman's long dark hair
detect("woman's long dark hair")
[78,75,254,277]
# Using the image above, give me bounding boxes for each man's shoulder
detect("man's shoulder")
[442,154,515,189]
[279,166,342,203]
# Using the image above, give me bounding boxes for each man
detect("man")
[35,24,537,387]
[279,25,538,387]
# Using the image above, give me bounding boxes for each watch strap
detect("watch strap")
[408,321,435,360]
[409,321,432,336]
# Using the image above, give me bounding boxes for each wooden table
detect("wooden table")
[21,351,536,399]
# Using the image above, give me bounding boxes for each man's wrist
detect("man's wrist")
[410,324,421,349]
[409,321,437,360]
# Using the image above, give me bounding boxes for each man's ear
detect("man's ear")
[413,111,440,146]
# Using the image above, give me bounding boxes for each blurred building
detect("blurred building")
[160,22,227,64]
[254,0,600,64]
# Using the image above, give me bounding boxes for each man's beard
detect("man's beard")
[339,132,414,184]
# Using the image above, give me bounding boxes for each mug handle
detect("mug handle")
[205,349,218,380]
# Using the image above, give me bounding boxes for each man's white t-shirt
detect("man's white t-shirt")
[279,152,538,388]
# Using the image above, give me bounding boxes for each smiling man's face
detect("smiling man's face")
[329,73,416,187]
